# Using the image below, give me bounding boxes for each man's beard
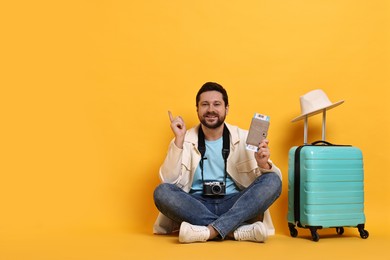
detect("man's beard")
[199,112,226,129]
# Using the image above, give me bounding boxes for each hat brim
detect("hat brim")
[291,100,344,122]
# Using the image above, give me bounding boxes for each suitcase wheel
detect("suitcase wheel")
[309,227,320,242]
[336,227,344,235]
[288,223,298,237]
[358,224,369,239]
[360,230,369,239]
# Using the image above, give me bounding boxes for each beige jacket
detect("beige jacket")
[153,123,282,235]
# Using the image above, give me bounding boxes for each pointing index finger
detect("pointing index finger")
[168,111,174,122]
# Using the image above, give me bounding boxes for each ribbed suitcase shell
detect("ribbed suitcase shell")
[287,144,367,239]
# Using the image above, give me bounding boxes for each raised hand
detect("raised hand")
[168,111,186,148]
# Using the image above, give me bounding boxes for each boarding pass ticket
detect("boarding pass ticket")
[245,113,270,152]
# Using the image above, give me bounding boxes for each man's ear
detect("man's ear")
[226,105,229,115]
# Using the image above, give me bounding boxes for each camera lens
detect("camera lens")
[211,184,221,194]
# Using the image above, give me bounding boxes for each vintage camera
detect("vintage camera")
[203,181,226,196]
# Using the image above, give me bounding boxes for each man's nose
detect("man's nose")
[207,105,216,112]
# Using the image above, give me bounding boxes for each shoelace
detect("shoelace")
[237,228,256,240]
[188,226,209,239]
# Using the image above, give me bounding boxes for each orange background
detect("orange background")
[1,0,389,258]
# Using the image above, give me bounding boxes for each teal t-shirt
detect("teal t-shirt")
[190,137,239,194]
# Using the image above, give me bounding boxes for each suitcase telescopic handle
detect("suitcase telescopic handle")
[303,109,327,144]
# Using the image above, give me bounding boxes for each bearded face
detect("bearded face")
[197,91,228,129]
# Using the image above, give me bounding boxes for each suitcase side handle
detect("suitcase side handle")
[311,140,351,147]
[311,140,333,146]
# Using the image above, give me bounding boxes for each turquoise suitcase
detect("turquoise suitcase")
[287,112,369,241]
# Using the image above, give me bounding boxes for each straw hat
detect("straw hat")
[291,89,344,122]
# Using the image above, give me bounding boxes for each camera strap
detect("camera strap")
[198,124,230,184]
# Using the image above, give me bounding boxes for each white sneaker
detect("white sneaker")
[179,222,210,243]
[234,221,268,242]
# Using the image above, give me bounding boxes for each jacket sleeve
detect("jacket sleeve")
[159,140,184,184]
[258,160,282,180]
